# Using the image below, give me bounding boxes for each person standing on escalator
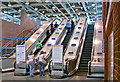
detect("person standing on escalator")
[54,22,58,30]
[35,41,42,55]
[50,23,54,34]
[71,20,74,30]
[66,20,71,33]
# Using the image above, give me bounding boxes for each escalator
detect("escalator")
[62,26,75,51]
[34,31,52,56]
[75,24,94,76]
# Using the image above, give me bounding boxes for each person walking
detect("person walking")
[66,20,71,33]
[27,50,35,77]
[37,51,46,76]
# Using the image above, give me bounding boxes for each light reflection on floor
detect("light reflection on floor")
[2,72,104,80]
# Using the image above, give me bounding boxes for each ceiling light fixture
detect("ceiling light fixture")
[14,15,16,17]
[52,6,55,9]
[92,4,95,7]
[35,7,38,11]
[93,8,96,10]
[18,9,21,12]
[26,0,29,5]
[72,3,75,7]
[27,14,30,16]
[42,11,45,13]
[78,13,81,15]
[76,9,78,11]
[8,1,11,7]
[94,12,97,14]
[45,0,49,2]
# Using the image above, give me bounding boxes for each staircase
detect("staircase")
[76,24,94,76]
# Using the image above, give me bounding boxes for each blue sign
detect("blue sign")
[52,38,56,40]
[78,27,81,29]
[80,23,83,25]
[59,28,62,30]
[76,32,80,34]
[47,44,51,46]
[98,31,102,33]
[68,52,73,54]
[71,44,76,46]
[102,40,104,53]
[36,33,40,35]
[74,37,78,39]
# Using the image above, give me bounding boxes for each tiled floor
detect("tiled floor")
[2,72,104,81]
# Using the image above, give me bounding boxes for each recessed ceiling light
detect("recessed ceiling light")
[18,9,21,12]
[76,9,78,11]
[35,7,38,10]
[93,8,96,10]
[42,11,45,13]
[72,5,75,7]
[52,6,55,9]
[4,11,7,13]
[92,4,95,7]
[27,14,30,16]
[14,15,16,17]
[45,0,49,2]
[8,1,11,7]
[26,2,29,5]
[78,13,81,15]
[94,12,97,14]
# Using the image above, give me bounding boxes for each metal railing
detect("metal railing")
[0,24,40,57]
[0,38,11,42]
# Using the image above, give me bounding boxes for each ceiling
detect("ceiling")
[1,0,103,23]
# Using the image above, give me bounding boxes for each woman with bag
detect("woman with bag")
[27,50,35,77]
[37,51,46,76]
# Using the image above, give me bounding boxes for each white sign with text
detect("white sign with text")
[52,45,63,63]
[16,45,26,62]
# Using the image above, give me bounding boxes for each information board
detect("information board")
[16,45,26,62]
[52,45,63,63]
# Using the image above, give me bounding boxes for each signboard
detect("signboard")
[16,45,26,62]
[102,40,104,53]
[52,45,63,63]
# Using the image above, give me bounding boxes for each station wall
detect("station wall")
[1,18,38,47]
[103,2,120,81]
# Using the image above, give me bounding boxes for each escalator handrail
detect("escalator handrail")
[0,24,40,55]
